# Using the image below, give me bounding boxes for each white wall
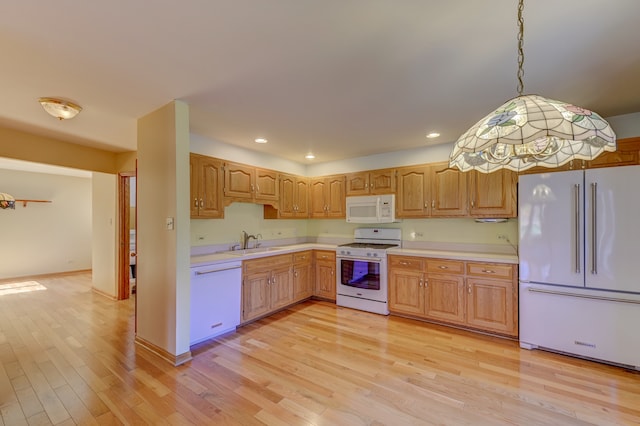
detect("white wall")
[0,168,92,279]
[91,172,117,296]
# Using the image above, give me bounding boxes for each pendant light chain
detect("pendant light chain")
[517,0,525,96]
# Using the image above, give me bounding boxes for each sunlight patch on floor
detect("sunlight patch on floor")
[0,280,47,296]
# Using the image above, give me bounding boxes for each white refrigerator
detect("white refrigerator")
[519,165,640,369]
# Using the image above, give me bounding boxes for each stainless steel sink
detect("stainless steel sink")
[226,247,284,256]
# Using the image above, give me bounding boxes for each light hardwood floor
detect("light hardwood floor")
[1,272,639,425]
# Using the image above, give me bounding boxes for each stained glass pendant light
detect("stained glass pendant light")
[449,0,616,173]
[0,192,15,209]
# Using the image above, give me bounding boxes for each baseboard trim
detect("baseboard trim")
[134,335,192,366]
[91,286,117,300]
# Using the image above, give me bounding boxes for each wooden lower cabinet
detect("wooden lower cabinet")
[292,251,313,301]
[242,254,294,322]
[388,255,518,337]
[314,250,336,300]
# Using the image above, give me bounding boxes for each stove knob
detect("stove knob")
[373,252,378,257]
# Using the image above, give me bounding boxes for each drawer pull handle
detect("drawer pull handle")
[438,265,448,269]
[482,269,495,274]
[211,322,223,329]
[400,261,409,266]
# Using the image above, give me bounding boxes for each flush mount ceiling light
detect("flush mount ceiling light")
[426,132,440,139]
[449,0,616,173]
[254,138,268,144]
[38,97,82,120]
[305,153,315,159]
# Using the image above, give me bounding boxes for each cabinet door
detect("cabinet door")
[199,156,224,218]
[466,277,516,336]
[189,154,199,217]
[279,174,295,218]
[293,260,313,301]
[326,176,345,218]
[270,266,293,310]
[468,169,517,217]
[242,272,271,322]
[424,273,465,325]
[255,168,279,202]
[345,172,370,196]
[310,178,327,217]
[225,162,254,199]
[370,168,396,195]
[396,166,429,218]
[388,269,424,315]
[294,177,309,217]
[430,163,467,217]
[315,261,336,300]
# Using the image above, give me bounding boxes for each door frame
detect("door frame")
[117,172,136,300]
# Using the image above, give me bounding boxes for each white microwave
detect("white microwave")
[346,194,396,223]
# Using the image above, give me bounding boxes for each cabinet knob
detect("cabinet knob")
[194,198,199,208]
[468,285,472,294]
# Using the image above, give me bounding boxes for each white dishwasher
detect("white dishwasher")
[190,260,242,346]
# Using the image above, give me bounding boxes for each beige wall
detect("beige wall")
[136,100,191,360]
[0,126,134,174]
[0,168,92,279]
[91,172,117,296]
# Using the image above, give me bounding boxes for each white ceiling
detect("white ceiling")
[2,1,640,165]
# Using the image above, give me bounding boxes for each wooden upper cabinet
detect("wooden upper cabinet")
[255,168,279,202]
[519,137,640,175]
[468,169,517,218]
[310,175,345,218]
[294,178,310,217]
[277,174,309,218]
[223,161,279,205]
[190,153,224,218]
[345,169,396,196]
[396,166,430,218]
[430,162,468,217]
[224,162,254,199]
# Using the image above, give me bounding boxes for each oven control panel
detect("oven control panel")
[337,249,381,257]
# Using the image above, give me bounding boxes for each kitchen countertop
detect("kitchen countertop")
[191,243,518,267]
[190,243,336,267]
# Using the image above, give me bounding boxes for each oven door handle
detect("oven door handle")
[337,256,384,263]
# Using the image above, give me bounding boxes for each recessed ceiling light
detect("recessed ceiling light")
[305,153,315,159]
[426,132,440,139]
[255,138,268,144]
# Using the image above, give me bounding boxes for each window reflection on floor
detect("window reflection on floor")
[0,280,47,296]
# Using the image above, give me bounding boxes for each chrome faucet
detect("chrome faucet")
[240,231,261,249]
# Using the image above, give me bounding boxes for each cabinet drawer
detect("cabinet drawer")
[293,251,312,263]
[244,254,292,274]
[466,262,514,280]
[314,250,336,262]
[389,255,424,271]
[425,258,465,275]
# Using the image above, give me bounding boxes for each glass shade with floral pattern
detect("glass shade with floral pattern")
[449,94,617,173]
[0,192,15,209]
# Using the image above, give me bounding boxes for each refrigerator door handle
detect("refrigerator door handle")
[574,183,581,274]
[591,182,598,275]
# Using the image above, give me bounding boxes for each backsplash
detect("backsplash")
[191,202,519,256]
